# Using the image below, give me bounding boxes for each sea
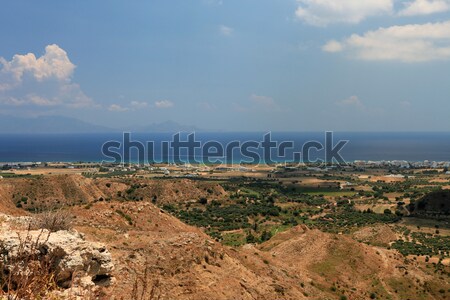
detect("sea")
[1,132,450,164]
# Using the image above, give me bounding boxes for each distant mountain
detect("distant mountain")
[132,120,200,132]
[0,115,112,133]
[0,115,201,134]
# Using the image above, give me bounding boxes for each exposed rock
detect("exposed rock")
[0,216,114,289]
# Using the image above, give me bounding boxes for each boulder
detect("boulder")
[0,226,114,289]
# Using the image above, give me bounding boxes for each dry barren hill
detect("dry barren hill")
[94,178,226,204]
[0,175,104,211]
[0,175,226,211]
[68,200,311,300]
[1,175,449,299]
[67,200,449,300]
[258,226,447,300]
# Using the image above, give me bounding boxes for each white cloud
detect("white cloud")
[108,104,129,112]
[322,40,344,52]
[27,94,60,106]
[295,0,393,26]
[0,96,26,106]
[130,101,148,109]
[399,0,450,16]
[336,95,364,108]
[323,21,450,62]
[0,44,75,89]
[60,83,93,108]
[106,101,148,112]
[0,44,93,108]
[219,25,234,36]
[154,100,174,108]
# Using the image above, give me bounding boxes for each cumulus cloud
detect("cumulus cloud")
[154,100,174,108]
[219,25,234,36]
[0,44,93,108]
[295,0,393,26]
[399,0,450,16]
[0,44,75,87]
[108,104,129,112]
[322,21,450,62]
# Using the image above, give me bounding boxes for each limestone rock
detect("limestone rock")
[0,223,114,289]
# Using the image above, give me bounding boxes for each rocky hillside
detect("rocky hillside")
[68,200,449,299]
[0,214,114,299]
[0,175,449,299]
[0,175,227,212]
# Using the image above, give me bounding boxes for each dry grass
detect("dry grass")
[33,210,73,232]
[131,264,161,300]
[0,228,58,299]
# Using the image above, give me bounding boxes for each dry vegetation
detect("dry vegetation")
[0,229,56,299]
[32,210,74,232]
[0,173,448,299]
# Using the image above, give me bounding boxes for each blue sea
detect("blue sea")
[1,132,450,163]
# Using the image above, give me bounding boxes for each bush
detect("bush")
[116,209,133,225]
[260,230,273,242]
[245,232,257,244]
[33,210,73,232]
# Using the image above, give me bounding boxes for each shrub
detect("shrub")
[116,209,133,225]
[245,232,257,244]
[260,230,273,242]
[33,210,73,232]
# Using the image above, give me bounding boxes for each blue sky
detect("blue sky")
[0,0,449,131]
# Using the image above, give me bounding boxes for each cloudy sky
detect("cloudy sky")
[0,0,449,131]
